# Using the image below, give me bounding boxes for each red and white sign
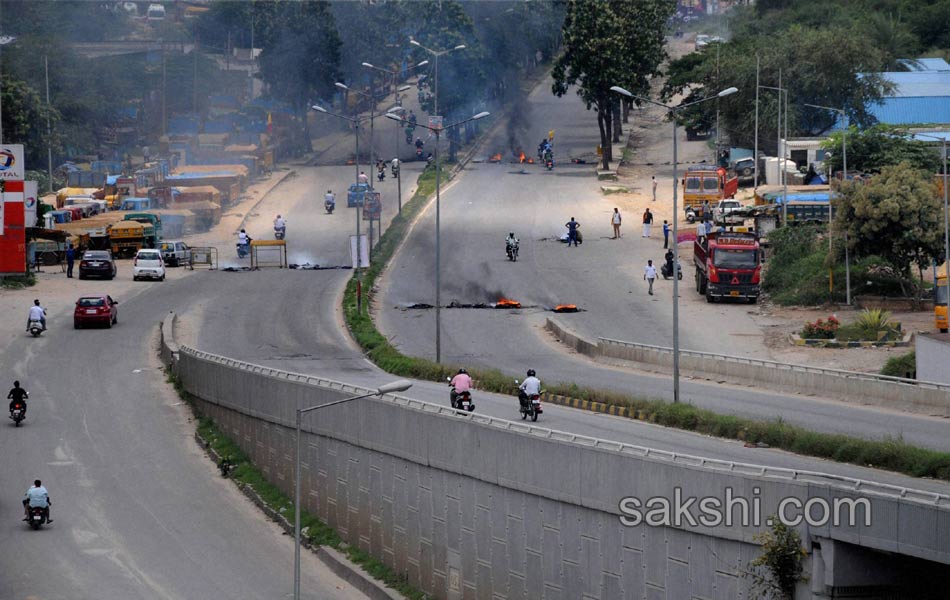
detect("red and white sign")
[0,144,25,180]
[24,180,37,228]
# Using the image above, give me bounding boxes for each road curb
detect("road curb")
[192,430,403,600]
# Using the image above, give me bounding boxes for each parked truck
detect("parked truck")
[682,166,738,222]
[123,212,163,242]
[109,221,155,258]
[694,231,762,303]
[102,176,139,209]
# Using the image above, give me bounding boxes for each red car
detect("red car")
[73,295,119,329]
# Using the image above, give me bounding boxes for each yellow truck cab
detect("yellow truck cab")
[936,266,949,332]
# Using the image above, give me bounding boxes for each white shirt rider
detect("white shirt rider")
[519,376,541,396]
[238,231,249,245]
[29,305,45,322]
[274,216,286,230]
[24,484,49,508]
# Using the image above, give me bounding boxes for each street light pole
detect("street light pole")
[385,110,490,363]
[293,380,412,600]
[409,39,465,118]
[914,132,950,318]
[611,85,738,404]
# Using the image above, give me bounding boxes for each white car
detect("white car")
[713,200,745,226]
[132,249,166,281]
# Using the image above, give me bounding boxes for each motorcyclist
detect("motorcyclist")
[273,214,286,235]
[26,299,46,332]
[324,190,336,210]
[415,137,424,152]
[376,160,386,181]
[664,248,674,275]
[238,229,251,256]
[22,479,51,523]
[358,171,369,184]
[449,368,472,407]
[538,139,549,160]
[391,158,400,178]
[505,232,519,258]
[408,110,417,126]
[518,369,541,408]
[8,380,28,418]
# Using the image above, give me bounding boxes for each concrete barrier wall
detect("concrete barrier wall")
[544,318,950,417]
[169,345,950,599]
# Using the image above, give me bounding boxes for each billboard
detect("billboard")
[24,181,37,228]
[1,180,27,274]
[0,145,24,180]
[362,191,381,221]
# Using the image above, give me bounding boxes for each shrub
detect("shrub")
[800,315,838,339]
[881,351,916,378]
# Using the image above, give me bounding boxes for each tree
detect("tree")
[822,125,945,175]
[552,0,674,170]
[835,162,944,295]
[0,73,62,168]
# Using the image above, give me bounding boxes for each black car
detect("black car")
[78,250,117,280]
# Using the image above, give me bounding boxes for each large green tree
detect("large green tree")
[822,125,945,174]
[553,0,674,170]
[835,162,944,294]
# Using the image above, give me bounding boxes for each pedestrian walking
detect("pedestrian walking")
[65,244,75,278]
[705,219,713,237]
[697,220,707,245]
[611,208,622,239]
[644,260,657,295]
[642,208,653,238]
[652,176,657,202]
[702,199,710,222]
[565,217,580,247]
[662,220,670,249]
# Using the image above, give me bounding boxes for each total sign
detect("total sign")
[0,144,24,181]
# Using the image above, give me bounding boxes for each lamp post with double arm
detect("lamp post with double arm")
[611,85,738,404]
[293,379,413,600]
[408,39,466,118]
[384,110,490,364]
[912,132,949,323]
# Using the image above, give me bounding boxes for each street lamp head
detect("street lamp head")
[717,87,739,97]
[398,85,412,92]
[416,60,429,67]
[361,62,375,68]
[376,380,413,394]
[453,44,466,51]
[471,111,490,121]
[311,105,327,113]
[335,82,350,91]
[410,39,422,47]
[610,85,634,97]
[384,112,403,122]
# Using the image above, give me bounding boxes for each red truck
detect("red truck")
[693,231,762,303]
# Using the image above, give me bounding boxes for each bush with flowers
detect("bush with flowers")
[800,315,839,339]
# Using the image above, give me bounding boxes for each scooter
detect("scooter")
[377,169,385,182]
[27,505,49,530]
[237,240,251,259]
[416,147,424,161]
[447,379,475,412]
[661,259,683,280]
[28,319,44,337]
[543,151,554,170]
[506,239,519,262]
[325,199,335,214]
[9,403,25,427]
[274,226,286,241]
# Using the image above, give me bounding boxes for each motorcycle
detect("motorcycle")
[514,380,543,422]
[28,319,44,337]
[9,402,25,427]
[377,169,385,182]
[661,259,683,280]
[447,379,475,412]
[274,226,286,241]
[506,239,519,262]
[325,199,335,214]
[27,505,48,530]
[237,240,251,259]
[415,147,424,161]
[391,164,400,179]
[543,151,554,170]
[406,125,416,145]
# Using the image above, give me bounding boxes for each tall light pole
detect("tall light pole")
[758,82,788,223]
[913,132,949,321]
[311,104,372,313]
[805,103,850,305]
[408,39,466,117]
[335,82,377,172]
[611,85,738,404]
[385,110,490,364]
[293,380,412,600]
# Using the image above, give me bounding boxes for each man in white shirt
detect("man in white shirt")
[358,171,369,184]
[644,260,657,296]
[273,214,286,232]
[22,479,51,522]
[27,299,46,331]
[518,369,541,408]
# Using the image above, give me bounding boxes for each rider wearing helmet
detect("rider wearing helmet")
[8,380,28,417]
[518,369,541,407]
[449,368,472,406]
[27,299,46,332]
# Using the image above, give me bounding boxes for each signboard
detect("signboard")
[0,144,24,180]
[0,180,27,275]
[24,181,37,228]
[349,234,369,269]
[362,192,381,221]
[428,116,443,131]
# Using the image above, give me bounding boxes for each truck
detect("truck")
[936,266,949,333]
[682,166,738,222]
[120,197,154,211]
[123,212,163,242]
[694,231,762,303]
[102,176,139,209]
[109,221,156,258]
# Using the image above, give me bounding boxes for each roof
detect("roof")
[869,97,950,125]
[897,58,950,72]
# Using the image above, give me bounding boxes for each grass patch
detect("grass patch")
[339,170,950,483]
[1,273,36,289]
[165,370,427,600]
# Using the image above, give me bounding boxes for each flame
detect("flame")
[553,304,578,313]
[490,153,503,163]
[519,151,526,163]
[495,297,522,309]
[527,158,535,164]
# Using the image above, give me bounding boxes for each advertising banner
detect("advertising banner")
[24,181,37,228]
[0,144,25,181]
[362,191,381,221]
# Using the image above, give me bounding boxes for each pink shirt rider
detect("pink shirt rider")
[450,373,472,393]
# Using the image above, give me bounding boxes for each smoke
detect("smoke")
[442,261,506,302]
[506,101,530,156]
